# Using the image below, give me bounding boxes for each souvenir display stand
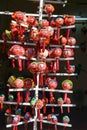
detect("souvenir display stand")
[0,0,81,130]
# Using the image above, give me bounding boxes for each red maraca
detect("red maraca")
[63,115,70,130]
[42,97,48,114]
[66,97,71,113]
[47,78,57,112]
[12,115,20,130]
[53,48,62,72]
[0,94,5,110]
[25,48,35,66]
[36,99,44,118]
[57,97,64,113]
[13,78,24,103]
[63,48,74,70]
[8,45,25,71]
[30,28,39,42]
[52,115,58,130]
[67,37,76,46]
[37,62,47,86]
[63,48,74,58]
[41,19,49,28]
[26,15,35,26]
[61,36,67,46]
[48,78,58,89]
[64,15,75,39]
[64,15,75,26]
[10,21,19,41]
[38,113,43,130]
[44,4,55,15]
[55,17,64,41]
[62,79,73,102]
[37,49,48,59]
[12,11,26,23]
[66,65,75,73]
[28,62,38,74]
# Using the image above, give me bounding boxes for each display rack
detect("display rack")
[0,0,83,130]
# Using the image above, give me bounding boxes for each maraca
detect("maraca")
[12,115,20,130]
[12,11,26,23]
[44,4,55,15]
[38,113,43,130]
[13,78,24,103]
[37,49,48,60]
[8,94,14,101]
[52,115,58,130]
[42,97,48,114]
[66,97,71,113]
[61,36,67,46]
[66,65,75,73]
[62,79,73,102]
[26,15,35,26]
[0,94,5,109]
[67,37,76,46]
[55,17,64,40]
[63,48,74,70]
[41,19,49,28]
[6,109,12,124]
[57,97,64,113]
[63,115,70,130]
[8,45,25,71]
[8,75,16,87]
[36,99,44,118]
[24,112,31,122]
[64,15,75,39]
[53,48,62,72]
[47,78,58,89]
[37,62,47,86]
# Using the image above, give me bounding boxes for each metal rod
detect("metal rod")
[0,11,87,21]
[8,54,75,61]
[33,73,39,130]
[9,87,73,93]
[47,73,78,76]
[38,119,72,127]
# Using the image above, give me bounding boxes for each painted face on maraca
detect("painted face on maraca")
[26,15,35,25]
[62,82,72,90]
[61,37,67,45]
[12,11,26,23]
[25,48,35,58]
[63,48,74,57]
[48,79,58,89]
[66,65,75,73]
[37,62,46,72]
[67,37,76,46]
[28,62,38,73]
[44,4,55,14]
[41,19,49,28]
[13,78,24,88]
[55,17,64,27]
[53,48,62,57]
[64,16,75,26]
[36,99,44,109]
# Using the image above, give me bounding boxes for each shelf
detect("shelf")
[6,118,34,128]
[8,54,75,61]
[47,73,78,76]
[0,39,79,48]
[46,104,76,107]
[2,101,30,106]
[27,0,67,4]
[1,101,76,107]
[0,11,87,22]
[38,119,72,127]
[9,87,73,93]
